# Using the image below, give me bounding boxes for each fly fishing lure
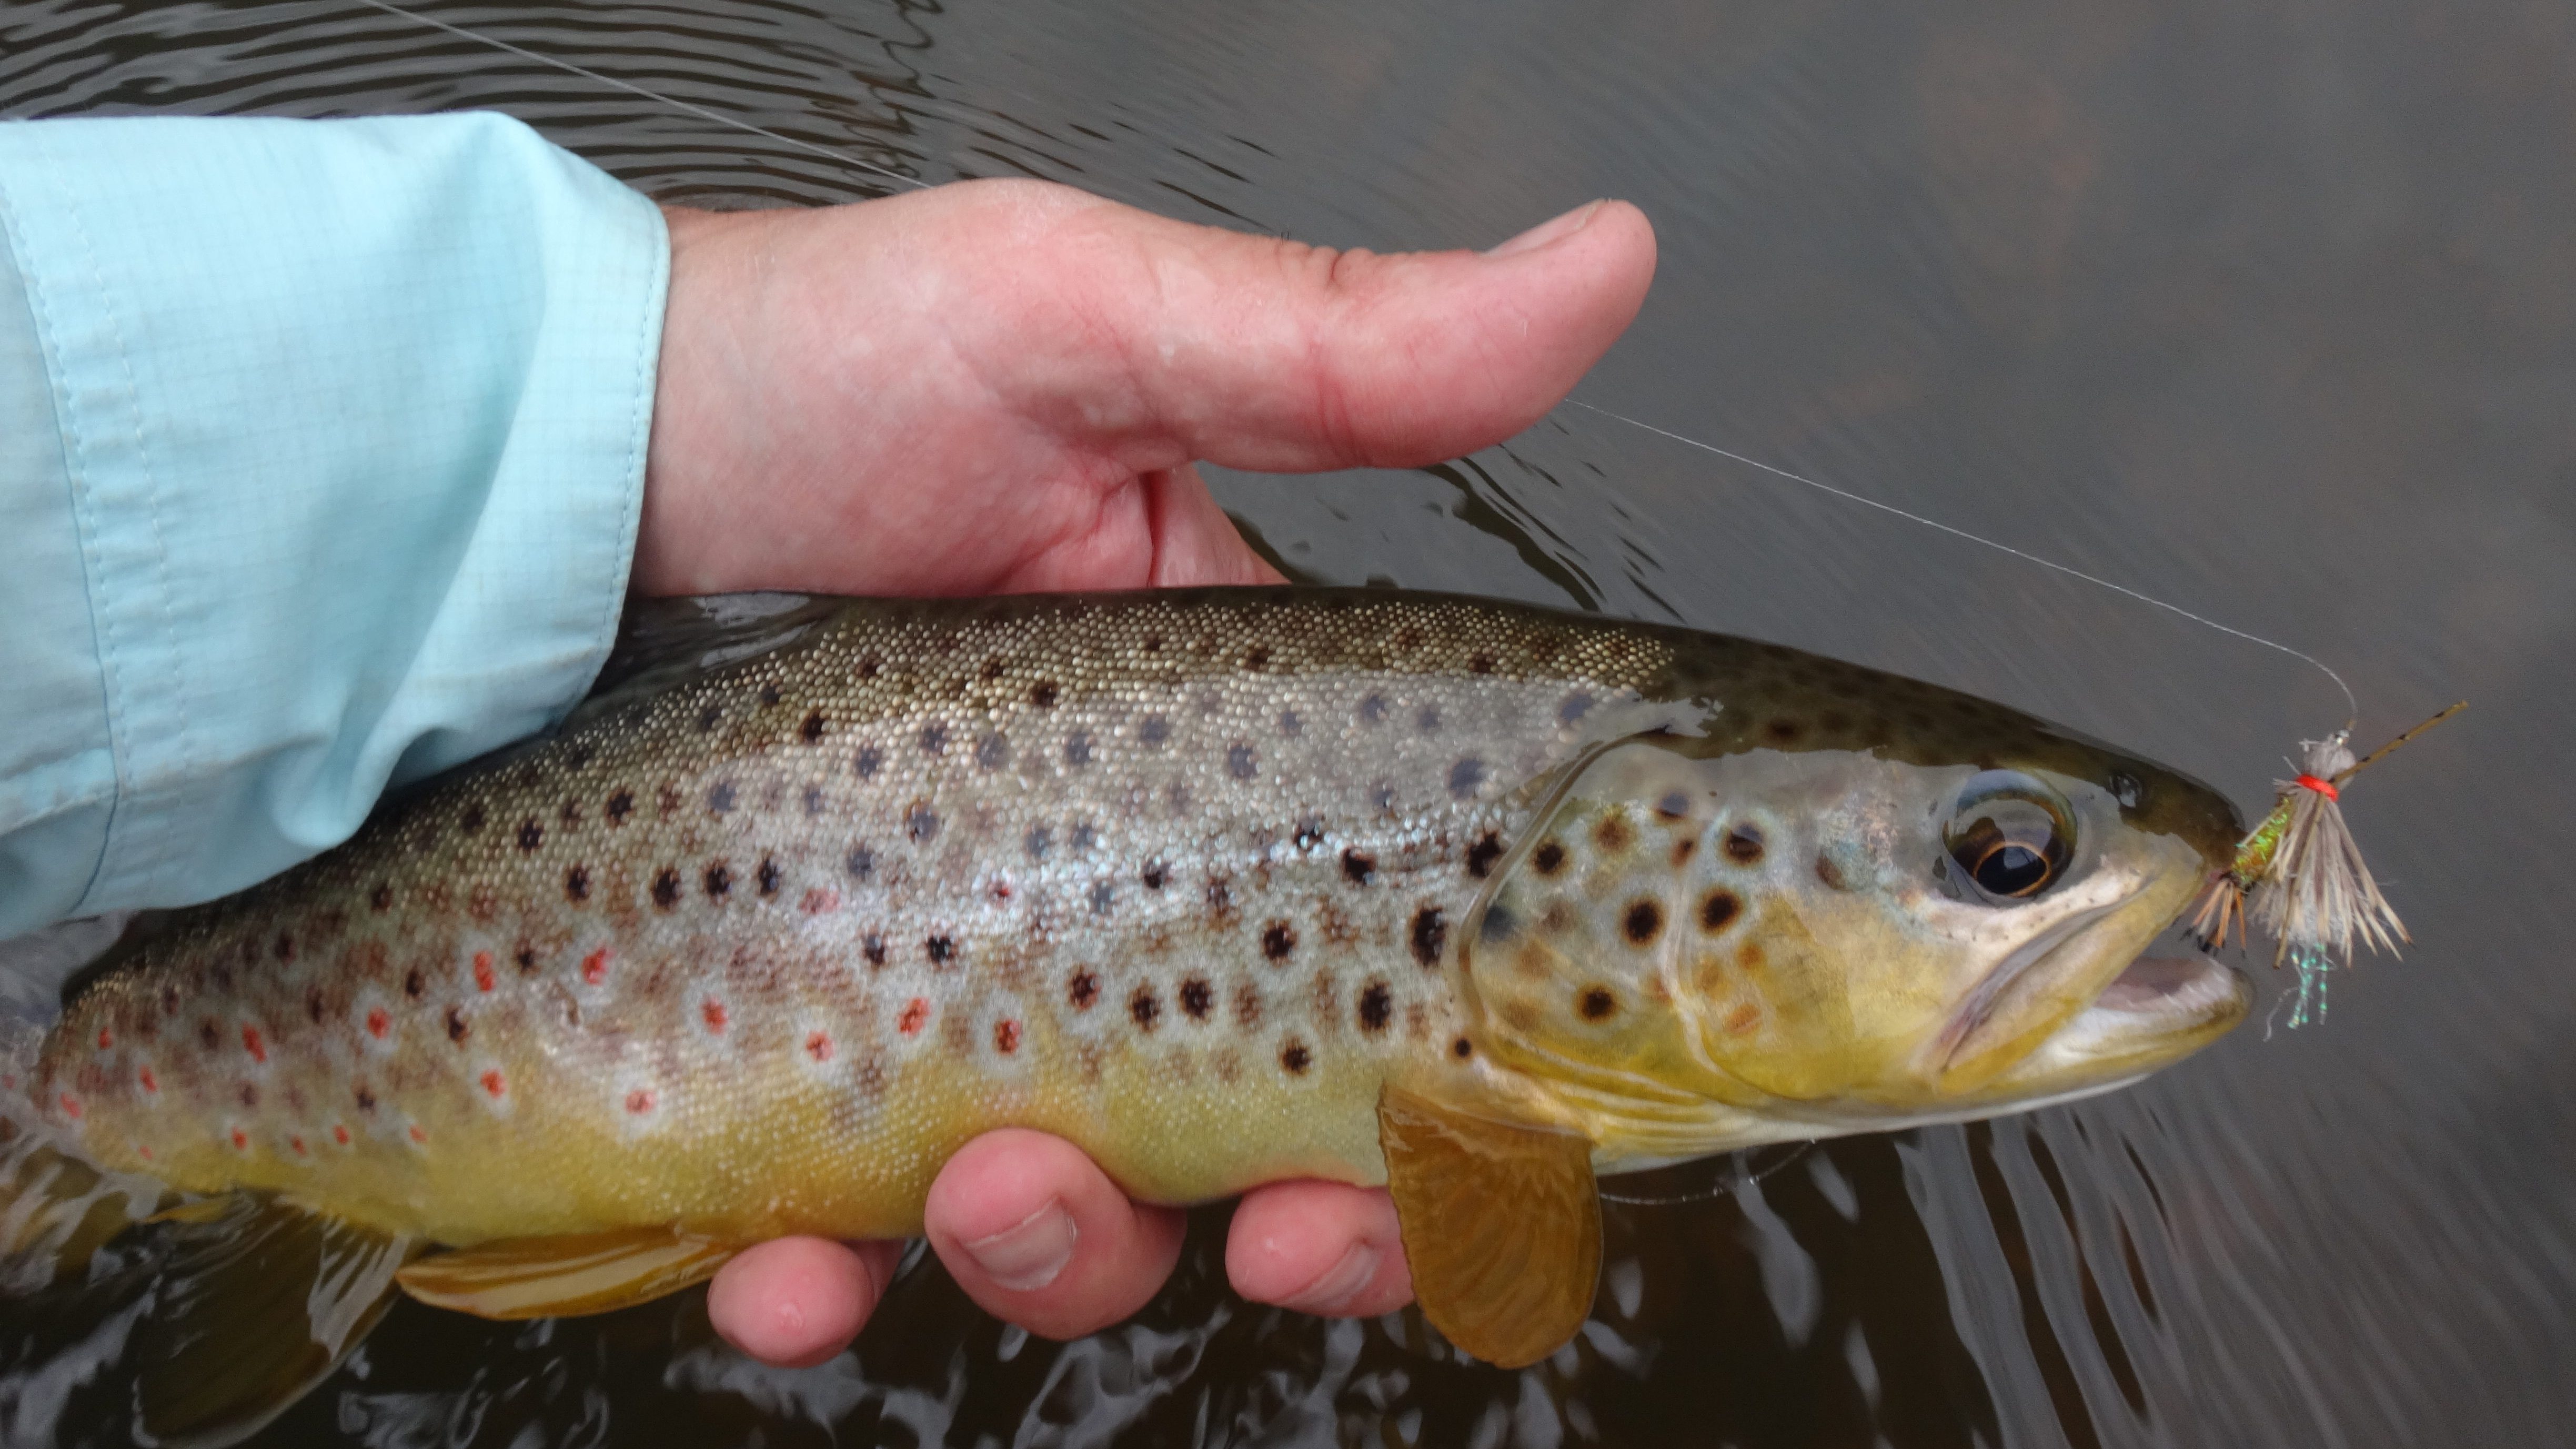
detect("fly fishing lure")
[2188,703,2466,1025]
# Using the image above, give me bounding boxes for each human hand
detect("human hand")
[641,177,1656,1366]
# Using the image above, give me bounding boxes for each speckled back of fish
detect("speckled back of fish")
[29,588,2239,1256]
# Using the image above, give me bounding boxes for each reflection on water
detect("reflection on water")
[3,0,2571,1443]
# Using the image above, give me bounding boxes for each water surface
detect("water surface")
[2,0,2570,1444]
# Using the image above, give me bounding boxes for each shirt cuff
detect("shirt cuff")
[0,114,667,935]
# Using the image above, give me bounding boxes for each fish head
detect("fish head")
[1458,678,2247,1163]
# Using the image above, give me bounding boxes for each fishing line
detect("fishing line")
[1597,1142,1814,1206]
[343,0,2359,722]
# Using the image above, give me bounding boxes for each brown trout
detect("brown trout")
[2,588,2248,1437]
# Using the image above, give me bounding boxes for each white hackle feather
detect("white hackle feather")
[2248,733,2408,969]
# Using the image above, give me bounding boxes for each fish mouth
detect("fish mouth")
[1951,949,2250,1106]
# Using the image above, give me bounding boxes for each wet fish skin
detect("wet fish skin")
[27,588,2240,1250]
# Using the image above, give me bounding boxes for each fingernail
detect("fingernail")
[1485,199,1606,258]
[1278,1242,1381,1315]
[963,1200,1079,1292]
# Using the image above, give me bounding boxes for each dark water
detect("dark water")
[4,0,2572,1443]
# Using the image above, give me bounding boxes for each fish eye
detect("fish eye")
[1944,772,2073,902]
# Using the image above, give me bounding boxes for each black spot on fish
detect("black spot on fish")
[515,944,538,972]
[1655,791,1690,821]
[925,935,954,965]
[1700,889,1742,931]
[1465,832,1504,879]
[1141,632,1163,653]
[975,733,1010,770]
[1453,1037,1473,1059]
[757,856,783,897]
[1341,849,1375,885]
[1359,693,1389,725]
[854,746,882,779]
[1226,743,1256,780]
[606,789,634,823]
[847,847,876,881]
[1579,987,1617,1021]
[1595,814,1635,853]
[1130,986,1161,1031]
[1242,644,1272,670]
[757,682,782,707]
[1814,853,1848,891]
[1622,900,1664,944]
[1065,731,1093,767]
[1261,921,1297,961]
[858,655,881,679]
[1025,824,1052,860]
[1723,824,1765,865]
[565,864,590,902]
[862,935,887,966]
[516,818,544,851]
[1469,652,1497,675]
[1280,1040,1312,1075]
[1071,822,1098,851]
[567,743,593,771]
[1370,782,1397,812]
[198,1020,219,1051]
[274,932,295,962]
[1236,983,1264,1028]
[1411,907,1447,968]
[980,656,1005,682]
[1205,877,1232,912]
[1139,715,1171,747]
[1532,840,1567,876]
[1447,758,1486,800]
[1416,705,1441,733]
[239,1083,257,1109]
[460,803,486,834]
[404,969,425,999]
[1090,881,1114,914]
[445,1007,469,1044]
[696,705,722,732]
[1479,903,1519,942]
[1141,861,1168,891]
[801,710,828,742]
[1558,691,1596,726]
[919,722,948,755]
[803,784,827,816]
[708,782,736,814]
[1031,680,1060,709]
[355,1085,376,1113]
[703,862,732,898]
[1765,719,1805,744]
[306,988,326,1024]
[1068,969,1100,1009]
[651,868,682,909]
[1359,981,1392,1033]
[906,802,940,844]
[1180,977,1213,1020]
[1294,818,1325,850]
[1279,709,1303,737]
[370,883,393,911]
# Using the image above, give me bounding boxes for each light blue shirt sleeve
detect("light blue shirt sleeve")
[0,114,669,939]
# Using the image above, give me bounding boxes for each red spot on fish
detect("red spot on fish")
[990,880,1013,902]
[801,888,840,914]
[581,948,610,985]
[230,1129,248,1151]
[625,1089,656,1114]
[473,952,496,992]
[291,1136,307,1156]
[366,1009,389,1039]
[994,1019,1022,1054]
[96,1028,112,1050]
[409,1124,427,1143]
[138,1066,157,1093]
[334,1124,350,1145]
[241,1024,266,1063]
[480,1069,507,1098]
[805,1031,833,1062]
[57,1093,80,1119]
[136,1145,153,1161]
[701,999,729,1033]
[898,998,930,1036]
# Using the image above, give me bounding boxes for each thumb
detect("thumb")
[1074,197,1658,474]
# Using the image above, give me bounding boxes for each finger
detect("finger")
[1044,193,1658,475]
[707,1236,903,1367]
[1225,1180,1413,1318]
[923,1128,1188,1340]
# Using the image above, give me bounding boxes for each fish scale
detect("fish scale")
[34,591,1717,1242]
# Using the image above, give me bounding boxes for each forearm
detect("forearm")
[0,114,668,937]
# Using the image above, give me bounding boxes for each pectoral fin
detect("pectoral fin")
[395,1227,734,1319]
[1377,1085,1601,1368]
